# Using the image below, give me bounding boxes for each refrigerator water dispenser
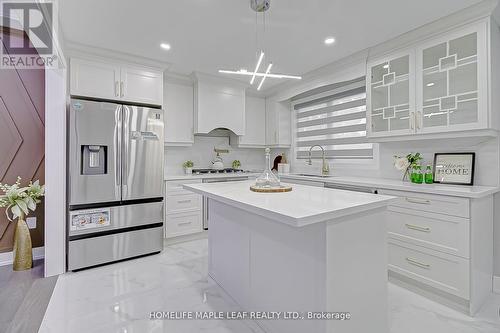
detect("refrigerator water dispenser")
[82,145,107,175]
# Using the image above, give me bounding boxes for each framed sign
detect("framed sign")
[433,153,475,185]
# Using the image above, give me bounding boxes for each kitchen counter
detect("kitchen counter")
[165,172,261,181]
[279,174,499,198]
[184,180,394,333]
[184,180,395,227]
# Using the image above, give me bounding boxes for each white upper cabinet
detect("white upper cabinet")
[367,19,492,139]
[70,57,163,106]
[265,98,291,147]
[233,96,266,147]
[193,73,246,135]
[70,58,121,100]
[164,79,194,146]
[367,51,415,137]
[416,22,487,133]
[120,66,163,106]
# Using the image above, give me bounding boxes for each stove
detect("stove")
[192,168,250,175]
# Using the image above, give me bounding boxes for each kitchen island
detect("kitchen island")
[184,180,396,333]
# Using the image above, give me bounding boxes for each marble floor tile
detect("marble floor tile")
[39,239,500,333]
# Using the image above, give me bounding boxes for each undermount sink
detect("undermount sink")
[294,173,333,178]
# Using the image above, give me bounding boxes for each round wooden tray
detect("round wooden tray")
[250,185,292,193]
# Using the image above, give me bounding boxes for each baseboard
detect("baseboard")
[0,247,44,266]
[164,231,207,246]
[494,275,500,294]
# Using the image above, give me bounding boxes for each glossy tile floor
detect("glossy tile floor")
[39,239,500,333]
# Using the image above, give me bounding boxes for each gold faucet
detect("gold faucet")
[307,145,330,175]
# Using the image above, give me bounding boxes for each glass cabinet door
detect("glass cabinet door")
[416,22,487,133]
[368,53,414,136]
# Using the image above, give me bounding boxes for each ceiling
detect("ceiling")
[59,0,483,92]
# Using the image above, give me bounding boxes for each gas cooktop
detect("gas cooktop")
[192,168,251,175]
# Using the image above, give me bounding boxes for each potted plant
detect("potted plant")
[183,160,194,174]
[393,152,423,182]
[0,177,45,271]
[232,160,241,170]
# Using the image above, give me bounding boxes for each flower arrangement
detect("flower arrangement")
[0,177,45,271]
[393,153,423,181]
[232,160,241,169]
[182,160,194,174]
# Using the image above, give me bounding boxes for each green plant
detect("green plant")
[0,177,45,221]
[232,160,241,169]
[182,160,194,168]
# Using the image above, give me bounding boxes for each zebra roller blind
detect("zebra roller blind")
[294,77,373,160]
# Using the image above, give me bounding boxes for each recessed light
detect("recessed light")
[383,64,389,69]
[426,82,435,87]
[324,37,335,45]
[160,43,171,50]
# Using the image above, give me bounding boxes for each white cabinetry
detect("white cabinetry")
[193,73,246,135]
[367,19,493,139]
[164,78,194,146]
[232,96,266,148]
[265,98,291,147]
[165,180,203,238]
[379,188,493,315]
[70,57,163,106]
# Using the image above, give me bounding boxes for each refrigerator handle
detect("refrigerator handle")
[122,106,129,191]
[114,107,122,198]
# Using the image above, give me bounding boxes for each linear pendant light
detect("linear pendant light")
[218,0,301,89]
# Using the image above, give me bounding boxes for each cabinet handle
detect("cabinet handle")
[406,257,431,269]
[416,111,422,130]
[178,199,192,204]
[120,81,124,97]
[178,221,192,226]
[115,81,119,97]
[410,112,414,130]
[405,197,431,205]
[405,223,431,233]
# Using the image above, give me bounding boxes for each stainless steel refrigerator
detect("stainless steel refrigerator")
[67,98,164,270]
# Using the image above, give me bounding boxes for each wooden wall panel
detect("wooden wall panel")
[0,30,45,252]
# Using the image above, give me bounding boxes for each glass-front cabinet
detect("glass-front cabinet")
[416,21,487,133]
[366,20,489,139]
[367,51,415,137]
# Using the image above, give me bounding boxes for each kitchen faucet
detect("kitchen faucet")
[307,145,330,175]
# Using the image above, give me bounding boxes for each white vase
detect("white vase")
[184,167,193,175]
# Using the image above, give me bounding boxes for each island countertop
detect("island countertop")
[184,180,396,227]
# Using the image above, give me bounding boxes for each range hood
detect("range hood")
[192,72,247,135]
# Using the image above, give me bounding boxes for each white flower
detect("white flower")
[394,157,410,171]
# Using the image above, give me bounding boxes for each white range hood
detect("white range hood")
[192,72,247,135]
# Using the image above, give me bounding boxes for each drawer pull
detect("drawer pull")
[405,224,431,233]
[178,221,192,226]
[405,197,431,205]
[406,257,431,269]
[178,199,192,204]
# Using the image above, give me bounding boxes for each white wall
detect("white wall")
[164,135,288,175]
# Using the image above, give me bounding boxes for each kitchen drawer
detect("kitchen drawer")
[388,239,469,299]
[166,193,201,213]
[166,179,201,196]
[166,211,202,238]
[387,206,470,258]
[378,189,469,218]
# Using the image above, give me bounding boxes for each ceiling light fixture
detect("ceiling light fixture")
[426,82,435,87]
[218,0,301,89]
[383,64,389,69]
[160,43,171,50]
[324,37,335,45]
[257,63,273,90]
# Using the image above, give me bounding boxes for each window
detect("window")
[293,77,373,160]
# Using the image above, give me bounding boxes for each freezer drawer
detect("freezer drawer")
[68,226,163,270]
[69,201,163,237]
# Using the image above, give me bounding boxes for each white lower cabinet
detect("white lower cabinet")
[379,189,493,315]
[165,180,203,238]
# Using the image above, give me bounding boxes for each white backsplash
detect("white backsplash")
[164,136,288,175]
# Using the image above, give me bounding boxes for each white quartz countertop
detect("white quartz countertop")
[184,180,396,227]
[279,174,499,199]
[165,172,261,181]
